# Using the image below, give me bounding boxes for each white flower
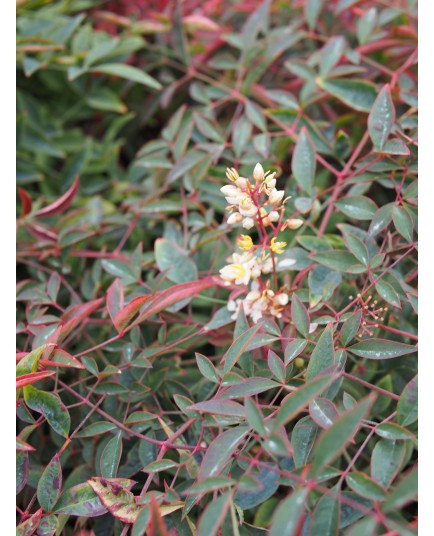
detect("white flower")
[253,163,265,182]
[219,263,251,286]
[239,196,258,217]
[274,292,289,306]
[268,188,285,205]
[227,299,242,320]
[227,212,243,224]
[242,218,255,229]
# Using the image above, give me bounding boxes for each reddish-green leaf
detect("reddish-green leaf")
[196,352,219,383]
[223,323,262,374]
[16,508,43,536]
[397,375,418,426]
[317,78,377,112]
[88,477,142,523]
[53,482,108,517]
[270,488,308,536]
[16,370,56,389]
[306,324,335,381]
[197,491,232,536]
[346,472,386,501]
[371,439,406,489]
[348,339,417,359]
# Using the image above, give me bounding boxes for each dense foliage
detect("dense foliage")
[17,1,418,534]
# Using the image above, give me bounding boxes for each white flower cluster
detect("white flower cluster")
[228,282,289,323]
[221,163,286,230]
[218,163,302,323]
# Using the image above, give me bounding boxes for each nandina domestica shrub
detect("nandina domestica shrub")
[16,0,417,534]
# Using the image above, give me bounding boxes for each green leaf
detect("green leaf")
[268,350,285,383]
[348,339,417,359]
[197,491,232,536]
[37,455,62,512]
[53,482,107,517]
[310,394,375,475]
[36,514,58,536]
[357,7,377,43]
[245,100,266,131]
[143,459,179,473]
[346,472,386,501]
[23,386,70,438]
[196,353,219,383]
[368,204,393,238]
[17,451,29,494]
[270,488,308,536]
[75,421,118,438]
[223,323,262,374]
[312,250,365,273]
[166,149,208,184]
[292,127,316,196]
[276,373,336,427]
[317,78,377,112]
[340,310,362,346]
[368,84,395,150]
[371,439,405,488]
[375,422,415,440]
[382,468,417,512]
[397,375,418,426]
[291,416,318,467]
[132,506,150,536]
[232,115,252,158]
[309,398,338,429]
[380,138,410,155]
[319,36,346,76]
[304,0,324,29]
[308,265,342,307]
[86,87,127,114]
[184,477,236,496]
[311,491,339,536]
[344,234,369,265]
[90,63,162,89]
[245,398,266,435]
[306,324,335,381]
[375,280,401,308]
[392,205,414,242]
[189,400,245,417]
[291,294,310,337]
[335,196,378,220]
[100,431,123,478]
[155,238,198,283]
[221,377,278,399]
[198,426,249,479]
[284,339,307,365]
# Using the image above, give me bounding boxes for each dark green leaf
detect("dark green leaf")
[223,324,262,374]
[392,205,414,242]
[23,386,70,438]
[340,310,362,346]
[310,395,375,475]
[197,491,232,536]
[292,127,316,196]
[313,250,365,273]
[37,455,62,512]
[291,294,310,337]
[269,488,308,536]
[382,468,417,512]
[284,339,307,365]
[397,375,418,426]
[155,238,198,283]
[375,422,415,440]
[53,482,107,517]
[100,432,123,478]
[371,439,405,488]
[291,416,318,467]
[317,78,377,112]
[346,472,386,501]
[90,63,162,89]
[310,491,339,536]
[368,84,395,149]
[335,196,378,220]
[306,324,335,381]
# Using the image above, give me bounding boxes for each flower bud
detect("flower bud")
[235,177,250,190]
[285,218,303,230]
[227,212,242,225]
[253,163,265,182]
[268,189,285,205]
[268,211,280,222]
[226,167,239,182]
[239,197,258,217]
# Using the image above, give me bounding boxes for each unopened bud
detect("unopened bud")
[227,212,242,225]
[253,163,265,182]
[285,218,303,230]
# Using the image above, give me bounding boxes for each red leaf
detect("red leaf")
[58,298,104,342]
[16,370,56,389]
[27,222,58,242]
[33,176,80,217]
[40,348,85,369]
[16,437,36,452]
[16,508,43,536]
[18,188,33,218]
[106,278,124,326]
[113,295,151,333]
[131,278,220,329]
[148,495,170,536]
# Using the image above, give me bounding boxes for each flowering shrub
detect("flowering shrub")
[17,1,417,535]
